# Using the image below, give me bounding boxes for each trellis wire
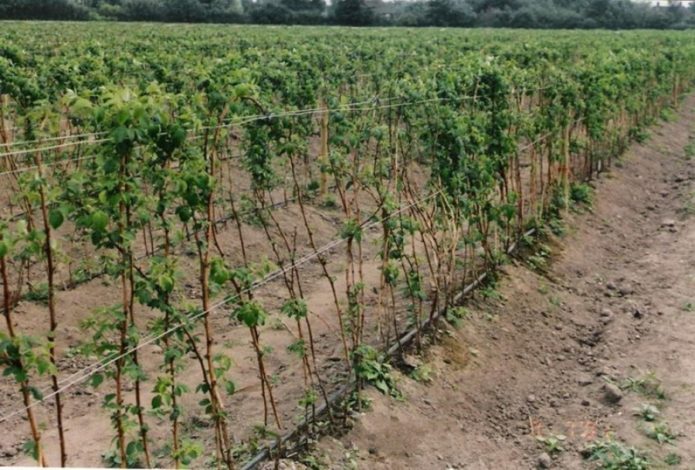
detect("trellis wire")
[0,190,442,424]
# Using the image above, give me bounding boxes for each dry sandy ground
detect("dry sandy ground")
[308,97,695,469]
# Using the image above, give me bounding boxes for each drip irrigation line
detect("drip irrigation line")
[239,139,608,469]
[240,227,537,470]
[0,190,441,425]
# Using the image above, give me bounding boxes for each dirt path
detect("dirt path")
[310,97,695,469]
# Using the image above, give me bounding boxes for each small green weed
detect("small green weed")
[527,248,550,271]
[321,194,338,209]
[481,284,503,301]
[536,434,566,455]
[633,403,659,422]
[583,439,650,469]
[410,363,434,384]
[25,283,49,304]
[306,179,320,197]
[345,390,373,411]
[660,107,676,122]
[353,345,401,399]
[620,373,666,400]
[270,317,286,330]
[570,182,593,207]
[299,452,329,470]
[664,453,682,466]
[679,191,695,217]
[630,127,650,143]
[645,422,676,445]
[684,142,695,160]
[446,306,470,327]
[548,218,566,237]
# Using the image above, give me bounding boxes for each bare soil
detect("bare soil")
[2,96,693,469]
[311,97,695,469]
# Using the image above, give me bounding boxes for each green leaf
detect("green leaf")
[22,439,38,460]
[151,395,162,409]
[209,258,230,285]
[176,205,192,223]
[48,209,64,230]
[235,301,267,328]
[157,274,174,293]
[281,298,307,319]
[90,211,109,232]
[0,240,7,258]
[29,386,43,401]
[126,440,140,457]
[90,373,104,388]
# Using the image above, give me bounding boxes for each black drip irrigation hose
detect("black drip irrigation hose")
[240,227,537,470]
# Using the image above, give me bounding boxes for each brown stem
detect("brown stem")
[1,254,47,467]
[34,152,67,466]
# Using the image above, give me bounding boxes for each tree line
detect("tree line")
[1,0,695,30]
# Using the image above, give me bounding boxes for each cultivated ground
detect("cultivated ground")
[3,94,694,470]
[307,96,695,469]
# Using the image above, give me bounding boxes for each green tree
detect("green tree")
[427,0,476,26]
[333,0,374,25]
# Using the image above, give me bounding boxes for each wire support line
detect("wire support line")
[0,86,515,160]
[0,189,441,425]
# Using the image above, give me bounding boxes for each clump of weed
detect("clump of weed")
[445,306,470,327]
[570,182,593,207]
[548,218,566,237]
[633,403,659,422]
[664,453,682,466]
[299,452,329,470]
[321,194,338,209]
[660,107,676,122]
[678,191,695,217]
[582,439,650,469]
[620,373,666,400]
[536,434,566,455]
[480,281,503,301]
[306,179,320,197]
[25,282,49,304]
[644,422,676,445]
[410,363,434,384]
[353,345,401,399]
[630,127,650,143]
[527,243,551,271]
[344,390,372,412]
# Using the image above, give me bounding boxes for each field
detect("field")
[1,23,695,468]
